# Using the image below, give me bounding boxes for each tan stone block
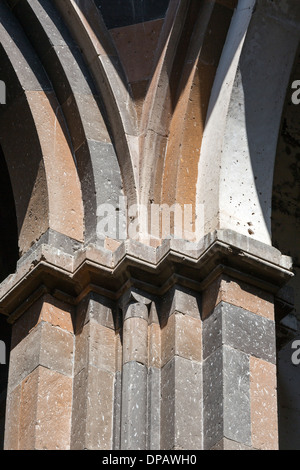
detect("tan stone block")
[90,323,116,373]
[250,357,279,450]
[16,366,73,450]
[12,294,74,348]
[19,368,39,450]
[123,317,148,366]
[39,295,74,333]
[130,80,149,123]
[39,322,74,377]
[35,367,73,450]
[110,20,164,83]
[4,383,21,450]
[202,275,274,321]
[162,312,202,367]
[0,93,49,255]
[25,90,84,242]
[9,320,74,392]
[61,92,111,151]
[75,321,116,374]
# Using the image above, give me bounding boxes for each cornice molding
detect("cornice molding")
[0,230,293,323]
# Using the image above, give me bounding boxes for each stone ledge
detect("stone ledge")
[0,229,293,322]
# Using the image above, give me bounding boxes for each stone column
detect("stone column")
[202,274,278,450]
[4,294,74,450]
[160,286,203,450]
[71,292,118,450]
[120,291,151,450]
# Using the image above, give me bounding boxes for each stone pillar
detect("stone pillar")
[202,274,278,450]
[4,294,74,450]
[160,286,202,450]
[120,291,151,450]
[71,292,118,450]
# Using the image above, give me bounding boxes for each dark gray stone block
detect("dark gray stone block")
[121,361,148,450]
[147,367,161,450]
[161,356,202,450]
[203,301,276,364]
[203,345,251,449]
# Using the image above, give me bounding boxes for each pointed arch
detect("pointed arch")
[53,0,138,209]
[0,2,85,254]
[197,0,300,245]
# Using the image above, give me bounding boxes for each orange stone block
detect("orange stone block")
[162,312,202,367]
[250,357,279,450]
[202,275,274,321]
[11,294,74,348]
[11,366,73,450]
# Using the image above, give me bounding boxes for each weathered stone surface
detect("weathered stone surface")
[110,20,164,83]
[203,302,276,364]
[121,361,148,450]
[7,366,73,450]
[71,366,115,450]
[76,293,117,332]
[113,370,122,450]
[74,321,116,376]
[161,356,202,450]
[147,367,161,450]
[211,438,253,450]
[148,322,161,369]
[4,383,21,450]
[123,316,148,365]
[202,275,274,320]
[33,367,73,450]
[250,357,278,450]
[203,346,251,449]
[9,321,74,393]
[1,0,299,453]
[160,286,201,323]
[161,312,202,367]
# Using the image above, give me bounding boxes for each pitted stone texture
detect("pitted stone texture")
[9,321,74,392]
[148,322,161,369]
[123,301,149,322]
[203,346,251,449]
[121,361,148,450]
[74,321,116,376]
[250,357,279,450]
[71,366,115,450]
[76,293,117,331]
[147,367,161,450]
[4,383,21,450]
[211,438,253,450]
[11,294,74,348]
[123,316,148,365]
[6,366,73,450]
[161,356,202,450]
[113,370,122,450]
[161,312,202,367]
[160,286,201,323]
[202,275,274,320]
[203,301,276,364]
